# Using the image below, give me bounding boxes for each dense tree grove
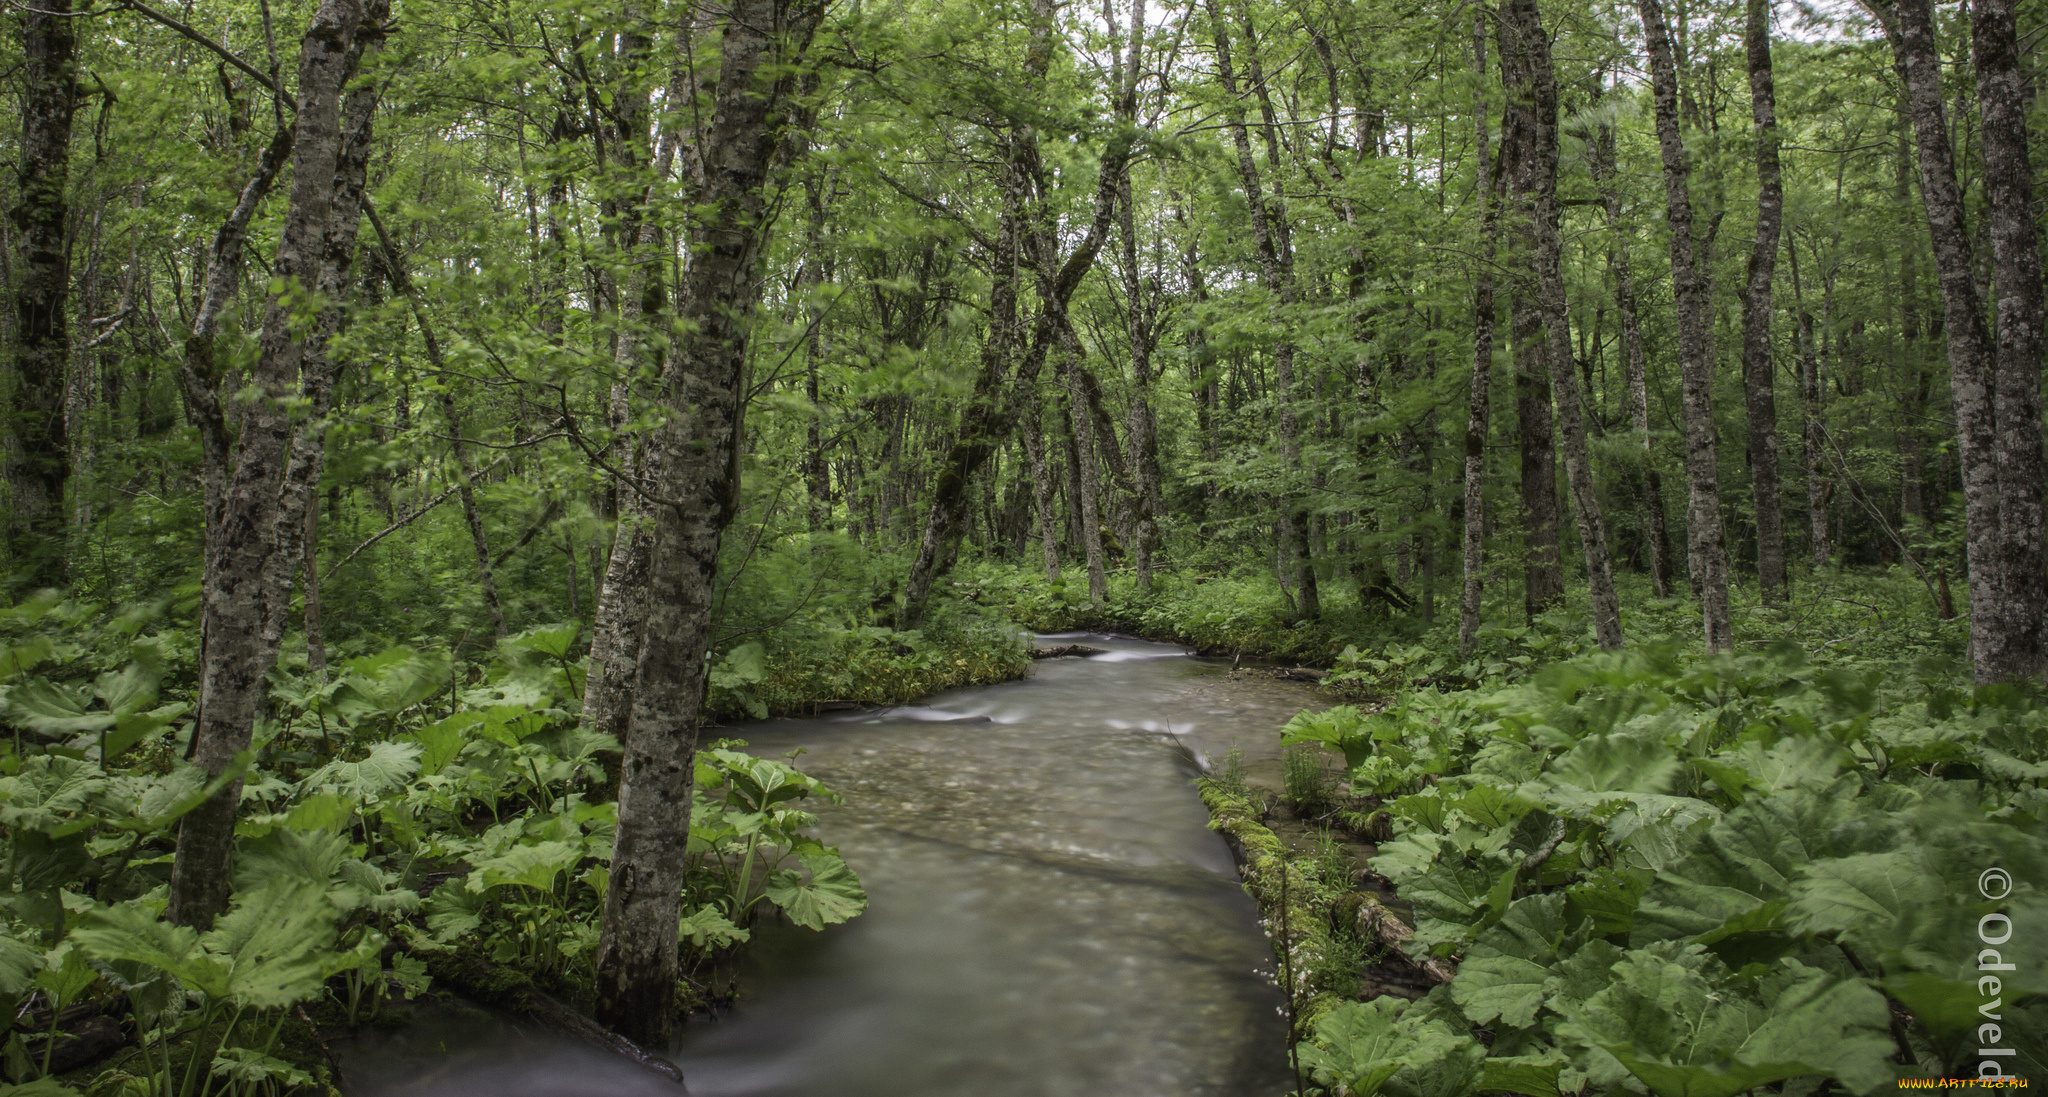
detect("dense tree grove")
[2,0,2045,1075]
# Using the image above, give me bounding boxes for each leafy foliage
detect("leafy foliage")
[1285,643,2048,1095]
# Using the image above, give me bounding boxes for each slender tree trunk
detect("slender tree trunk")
[1062,334,1108,606]
[1972,0,2048,679]
[1023,401,1061,582]
[1636,0,1734,651]
[803,174,833,532]
[1868,0,2015,681]
[1207,0,1316,619]
[171,0,370,928]
[1790,239,1830,568]
[1116,135,1162,588]
[1740,0,1788,600]
[7,0,79,587]
[1896,118,1928,531]
[593,0,825,1047]
[304,506,327,675]
[1461,12,1498,652]
[1500,0,1622,648]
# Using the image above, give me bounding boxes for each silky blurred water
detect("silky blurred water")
[349,634,1305,1097]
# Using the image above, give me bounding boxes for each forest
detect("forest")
[0,0,2045,1092]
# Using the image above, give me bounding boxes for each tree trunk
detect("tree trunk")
[1972,0,2048,680]
[1461,11,1498,653]
[1023,401,1061,582]
[593,0,825,1048]
[6,0,79,588]
[1062,334,1108,607]
[1789,238,1831,569]
[1867,0,2017,681]
[1500,0,1623,648]
[171,0,371,928]
[1115,107,1163,591]
[1740,0,1787,601]
[1636,0,1734,652]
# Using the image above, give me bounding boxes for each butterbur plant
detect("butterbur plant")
[1291,644,2048,1097]
[685,744,869,932]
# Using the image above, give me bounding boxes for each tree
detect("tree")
[593,0,828,1045]
[1499,0,1623,649]
[1635,0,1734,652]
[169,0,384,928]
[6,0,80,588]
[1740,0,1787,602]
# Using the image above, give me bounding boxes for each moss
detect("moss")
[1197,779,1346,1033]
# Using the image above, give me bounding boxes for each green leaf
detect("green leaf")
[199,882,341,1007]
[1633,793,1890,946]
[33,946,97,1011]
[71,903,209,994]
[409,712,480,776]
[0,933,40,998]
[467,841,580,894]
[210,1047,314,1088]
[1542,734,1681,795]
[235,827,352,894]
[504,624,579,661]
[1451,894,1572,1028]
[762,851,868,930]
[0,1078,85,1097]
[299,740,421,799]
[1297,998,1411,1097]
[1,679,112,735]
[1783,850,1942,951]
[678,906,750,950]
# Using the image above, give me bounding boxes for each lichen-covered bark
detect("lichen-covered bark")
[7,0,80,586]
[1500,0,1623,649]
[1461,12,1497,653]
[593,0,826,1047]
[1635,0,1734,652]
[1740,0,1787,602]
[1867,0,2020,682]
[1971,0,2048,681]
[171,0,369,928]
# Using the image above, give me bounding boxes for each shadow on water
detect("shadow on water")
[348,634,1301,1097]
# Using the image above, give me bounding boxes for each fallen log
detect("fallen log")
[422,952,686,1088]
[1269,666,1327,683]
[1338,892,1457,984]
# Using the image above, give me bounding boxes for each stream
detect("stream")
[351,634,1317,1097]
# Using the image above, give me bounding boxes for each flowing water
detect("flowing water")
[350,634,1316,1097]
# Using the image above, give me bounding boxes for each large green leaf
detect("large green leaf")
[1633,792,1891,946]
[468,840,581,894]
[1452,894,1571,1029]
[1298,997,1485,1097]
[299,740,422,799]
[199,882,341,1007]
[1542,734,1681,795]
[235,827,352,893]
[763,851,868,930]
[1,678,113,735]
